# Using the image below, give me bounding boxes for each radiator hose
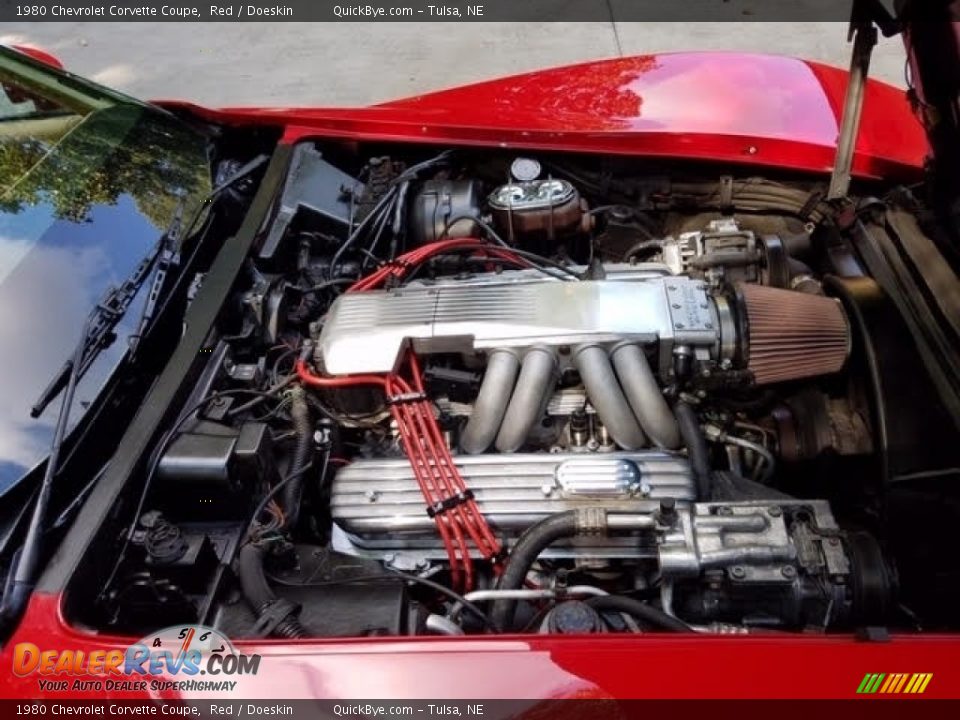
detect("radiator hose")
[585,595,691,632]
[491,510,691,632]
[238,544,308,639]
[673,401,711,500]
[491,511,584,631]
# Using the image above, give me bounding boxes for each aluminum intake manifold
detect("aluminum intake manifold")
[316,268,722,376]
[316,268,723,452]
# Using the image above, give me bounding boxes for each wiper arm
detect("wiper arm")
[1,308,91,623]
[29,153,269,417]
[29,222,171,418]
[127,200,183,358]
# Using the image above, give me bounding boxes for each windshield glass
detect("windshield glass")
[0,48,212,492]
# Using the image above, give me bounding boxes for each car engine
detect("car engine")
[87,144,959,639]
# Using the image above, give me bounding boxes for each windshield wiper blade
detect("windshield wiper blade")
[127,200,183,359]
[1,299,98,624]
[29,230,169,419]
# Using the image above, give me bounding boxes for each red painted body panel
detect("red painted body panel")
[158,53,927,181]
[9,44,64,70]
[1,593,959,699]
[5,53,953,701]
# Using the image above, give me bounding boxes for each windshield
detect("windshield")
[0,48,212,492]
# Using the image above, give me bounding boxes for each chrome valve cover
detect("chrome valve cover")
[329,451,694,558]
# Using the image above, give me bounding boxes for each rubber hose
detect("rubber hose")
[282,386,313,530]
[238,544,274,611]
[238,544,308,639]
[710,471,795,502]
[674,401,711,500]
[491,511,581,631]
[585,595,692,632]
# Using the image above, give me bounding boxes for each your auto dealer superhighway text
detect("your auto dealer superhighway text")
[44,4,293,17]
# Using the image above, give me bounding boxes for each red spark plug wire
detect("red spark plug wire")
[294,238,516,591]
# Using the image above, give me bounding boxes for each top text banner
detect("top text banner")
[0,0,902,23]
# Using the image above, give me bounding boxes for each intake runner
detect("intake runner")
[316,267,851,454]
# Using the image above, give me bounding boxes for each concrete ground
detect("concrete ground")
[1,22,907,107]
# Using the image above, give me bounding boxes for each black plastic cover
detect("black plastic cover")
[259,145,364,259]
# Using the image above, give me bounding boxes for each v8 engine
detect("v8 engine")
[92,144,949,641]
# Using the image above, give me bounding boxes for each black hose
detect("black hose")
[238,544,275,611]
[585,595,692,632]
[241,461,314,549]
[710,471,795,502]
[491,511,581,631]
[238,544,308,639]
[674,401,711,500]
[281,387,312,530]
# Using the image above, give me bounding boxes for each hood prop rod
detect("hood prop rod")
[828,16,878,201]
[828,0,899,200]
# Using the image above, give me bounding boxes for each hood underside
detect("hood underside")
[159,52,928,182]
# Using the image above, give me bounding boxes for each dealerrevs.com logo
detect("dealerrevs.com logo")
[12,625,261,693]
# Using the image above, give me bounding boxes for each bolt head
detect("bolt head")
[730,566,746,579]
[767,506,782,517]
[781,565,797,579]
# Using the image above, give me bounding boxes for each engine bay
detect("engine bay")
[73,142,960,638]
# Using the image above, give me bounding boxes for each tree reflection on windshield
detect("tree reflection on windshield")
[0,58,211,491]
[1,104,209,230]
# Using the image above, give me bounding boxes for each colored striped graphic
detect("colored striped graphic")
[857,672,933,694]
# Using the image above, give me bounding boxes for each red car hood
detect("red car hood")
[160,52,926,182]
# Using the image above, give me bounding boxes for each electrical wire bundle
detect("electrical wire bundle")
[348,236,535,292]
[296,354,501,591]
[294,236,546,590]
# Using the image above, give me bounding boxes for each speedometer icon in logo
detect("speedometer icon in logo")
[129,625,261,678]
